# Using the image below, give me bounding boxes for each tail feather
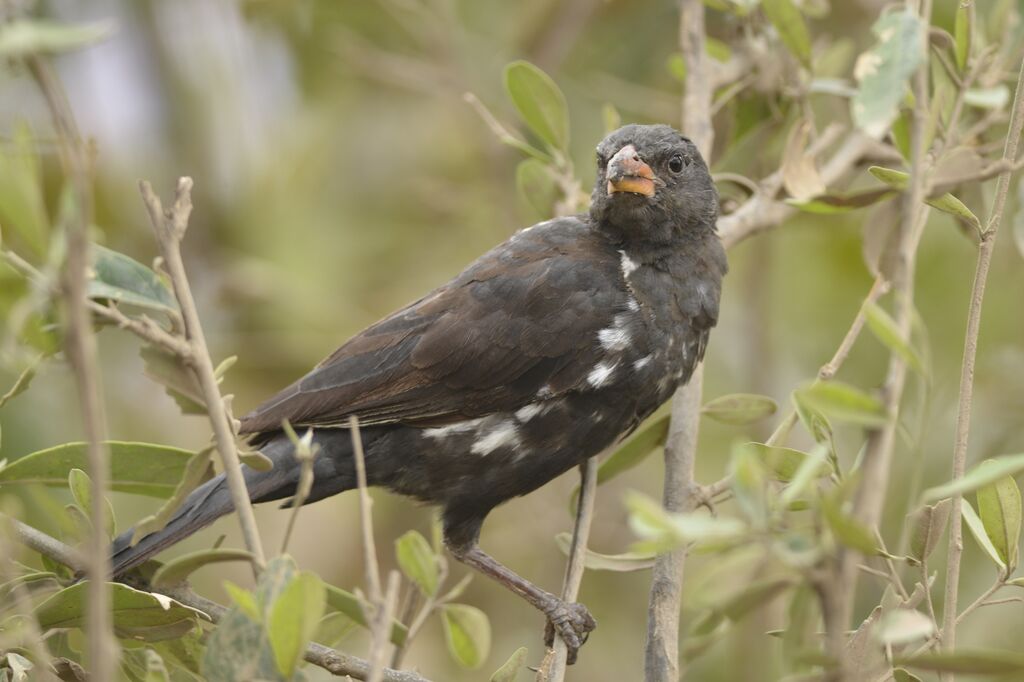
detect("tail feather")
[111,437,304,577]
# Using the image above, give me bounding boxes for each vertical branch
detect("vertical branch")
[941,56,1024,654]
[25,57,117,680]
[138,179,267,575]
[644,2,713,681]
[539,459,598,681]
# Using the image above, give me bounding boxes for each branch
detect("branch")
[538,458,598,681]
[643,4,712,680]
[941,54,1024,656]
[26,54,117,681]
[5,516,430,682]
[137,179,267,574]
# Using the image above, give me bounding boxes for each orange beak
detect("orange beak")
[606,144,656,197]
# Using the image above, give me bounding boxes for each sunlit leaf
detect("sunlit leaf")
[395,530,440,597]
[555,532,656,571]
[267,571,325,677]
[875,609,934,645]
[0,18,115,56]
[852,10,926,137]
[922,453,1024,504]
[962,499,1007,570]
[442,604,491,669]
[976,465,1021,571]
[762,0,812,68]
[701,393,777,425]
[965,86,1009,110]
[503,61,569,152]
[223,581,261,622]
[793,381,887,427]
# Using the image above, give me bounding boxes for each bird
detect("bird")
[111,123,727,664]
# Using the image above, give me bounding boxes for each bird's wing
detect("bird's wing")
[238,220,625,435]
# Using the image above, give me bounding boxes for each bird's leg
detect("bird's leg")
[446,541,596,664]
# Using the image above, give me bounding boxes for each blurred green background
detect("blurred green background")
[2,0,1023,679]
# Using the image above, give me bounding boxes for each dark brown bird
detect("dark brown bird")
[111,124,726,663]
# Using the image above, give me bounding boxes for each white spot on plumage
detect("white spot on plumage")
[619,250,639,277]
[587,361,618,388]
[471,420,520,456]
[627,297,640,312]
[536,385,555,399]
[423,417,485,440]
[598,326,630,351]
[634,355,652,370]
[515,403,545,422]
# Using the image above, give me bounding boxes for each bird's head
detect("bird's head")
[589,124,718,245]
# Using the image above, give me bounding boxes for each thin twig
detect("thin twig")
[539,458,598,681]
[138,179,267,576]
[26,54,117,681]
[819,277,891,380]
[4,515,430,682]
[941,55,1024,657]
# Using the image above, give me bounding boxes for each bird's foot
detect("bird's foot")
[542,599,596,664]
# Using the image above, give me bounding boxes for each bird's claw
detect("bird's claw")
[542,600,596,665]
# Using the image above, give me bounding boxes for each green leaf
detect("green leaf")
[0,123,49,255]
[395,530,440,597]
[0,19,115,56]
[601,103,622,135]
[142,649,170,682]
[503,61,569,152]
[906,499,951,562]
[868,166,982,234]
[555,532,656,571]
[515,159,557,221]
[324,584,408,646]
[67,467,115,538]
[762,0,812,68]
[962,499,1007,570]
[0,361,38,409]
[131,447,214,544]
[874,609,934,645]
[442,604,491,669]
[784,188,897,214]
[267,571,325,677]
[139,346,205,415]
[976,465,1022,571]
[921,453,1024,504]
[223,581,261,622]
[896,650,1024,674]
[863,302,925,374]
[822,490,878,554]
[893,668,923,682]
[779,444,829,507]
[954,3,971,72]
[743,442,826,482]
[0,441,204,498]
[89,245,177,314]
[151,549,255,588]
[965,86,1010,110]
[852,10,926,137]
[489,646,528,682]
[793,381,888,427]
[701,393,777,425]
[35,582,205,640]
[626,491,747,553]
[666,53,687,82]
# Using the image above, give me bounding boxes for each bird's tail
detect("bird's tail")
[111,434,351,577]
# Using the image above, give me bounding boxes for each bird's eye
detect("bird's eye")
[669,154,687,173]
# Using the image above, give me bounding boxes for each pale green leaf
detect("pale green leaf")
[822,491,878,554]
[701,393,777,425]
[965,86,1009,110]
[875,609,934,645]
[954,3,970,72]
[267,571,325,677]
[896,650,1024,674]
[555,532,656,571]
[489,646,528,682]
[324,584,408,646]
[976,465,1022,571]
[793,381,888,427]
[152,549,255,588]
[743,442,827,482]
[503,61,569,151]
[515,159,557,221]
[784,188,896,214]
[869,166,982,233]
[0,361,38,409]
[223,581,261,622]
[395,530,440,597]
[863,302,925,374]
[0,123,48,256]
[762,0,812,67]
[852,10,926,137]
[88,245,177,313]
[442,604,491,669]
[131,447,214,544]
[922,453,1024,504]
[962,499,1007,570]
[906,499,951,562]
[0,19,115,56]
